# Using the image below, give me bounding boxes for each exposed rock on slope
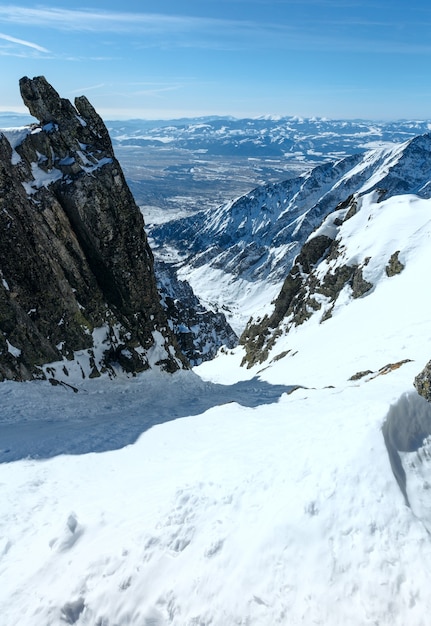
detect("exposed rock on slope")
[240,189,430,367]
[414,361,431,403]
[0,76,187,381]
[156,261,237,366]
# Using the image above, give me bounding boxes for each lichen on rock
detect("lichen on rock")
[414,360,431,402]
[385,250,405,277]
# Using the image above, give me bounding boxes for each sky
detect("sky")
[1,1,431,121]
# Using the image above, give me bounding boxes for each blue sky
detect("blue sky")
[1,1,431,120]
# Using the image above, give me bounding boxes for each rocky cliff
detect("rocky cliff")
[0,76,187,381]
[156,260,237,366]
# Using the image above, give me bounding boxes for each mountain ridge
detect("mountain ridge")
[150,132,431,332]
[3,88,431,626]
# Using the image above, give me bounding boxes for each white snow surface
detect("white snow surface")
[2,191,431,625]
[177,264,282,335]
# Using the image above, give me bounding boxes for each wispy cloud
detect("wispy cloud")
[0,5,429,57]
[129,84,183,99]
[0,6,226,34]
[0,6,286,43]
[0,31,48,52]
[0,5,293,54]
[64,80,189,105]
[69,83,105,94]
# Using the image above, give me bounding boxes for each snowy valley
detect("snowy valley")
[1,82,431,626]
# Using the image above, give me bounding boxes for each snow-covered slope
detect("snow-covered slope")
[150,133,431,332]
[2,185,431,625]
[240,189,430,367]
[240,190,431,373]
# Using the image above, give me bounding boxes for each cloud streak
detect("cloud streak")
[0,6,231,33]
[0,5,429,57]
[0,31,48,52]
[69,83,105,94]
[0,6,298,54]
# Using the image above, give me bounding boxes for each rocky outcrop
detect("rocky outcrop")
[240,195,375,367]
[0,76,187,381]
[385,251,405,277]
[414,361,431,402]
[156,261,237,366]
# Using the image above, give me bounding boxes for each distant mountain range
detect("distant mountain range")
[106,116,431,161]
[3,111,430,163]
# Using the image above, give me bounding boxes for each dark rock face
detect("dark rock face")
[156,261,238,366]
[0,76,187,380]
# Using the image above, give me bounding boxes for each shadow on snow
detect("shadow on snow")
[0,375,296,463]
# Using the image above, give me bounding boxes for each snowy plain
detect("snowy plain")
[2,189,431,625]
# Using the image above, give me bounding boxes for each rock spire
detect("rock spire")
[0,76,187,381]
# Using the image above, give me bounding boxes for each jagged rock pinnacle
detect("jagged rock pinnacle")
[20,75,76,125]
[0,76,187,381]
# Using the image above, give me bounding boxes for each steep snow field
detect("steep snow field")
[2,192,431,625]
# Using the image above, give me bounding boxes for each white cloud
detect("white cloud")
[0,32,48,52]
[0,6,226,33]
[69,83,105,94]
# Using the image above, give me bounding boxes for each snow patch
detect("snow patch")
[6,340,21,358]
[22,162,63,194]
